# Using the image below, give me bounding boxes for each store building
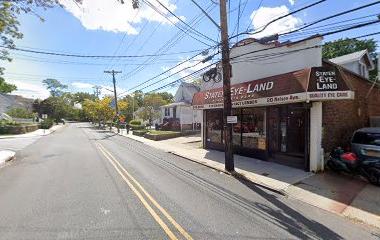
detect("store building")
[192,36,380,172]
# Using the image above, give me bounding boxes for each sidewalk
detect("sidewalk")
[115,128,379,229]
[0,124,64,139]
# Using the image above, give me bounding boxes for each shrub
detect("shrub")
[133,129,148,136]
[40,118,54,129]
[6,108,34,119]
[130,124,145,130]
[129,119,142,125]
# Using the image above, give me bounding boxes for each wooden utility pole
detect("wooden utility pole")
[219,0,234,172]
[104,70,122,133]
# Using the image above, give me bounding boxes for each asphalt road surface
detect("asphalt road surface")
[0,122,379,240]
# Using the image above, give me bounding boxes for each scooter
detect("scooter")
[326,147,380,186]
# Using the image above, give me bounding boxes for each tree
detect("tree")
[157,92,174,103]
[0,76,17,93]
[322,38,378,80]
[43,78,68,97]
[37,96,72,122]
[0,1,62,62]
[6,107,34,118]
[136,93,166,124]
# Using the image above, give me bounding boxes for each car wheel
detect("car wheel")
[367,168,380,186]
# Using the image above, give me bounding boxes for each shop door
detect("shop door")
[268,104,307,169]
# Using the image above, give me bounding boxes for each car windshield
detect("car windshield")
[352,132,380,146]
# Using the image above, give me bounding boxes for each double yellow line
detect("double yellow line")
[96,142,193,240]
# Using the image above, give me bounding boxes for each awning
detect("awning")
[192,66,354,109]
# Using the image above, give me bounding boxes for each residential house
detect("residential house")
[160,82,202,131]
[329,49,375,79]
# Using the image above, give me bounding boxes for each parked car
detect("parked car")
[326,128,380,185]
[351,128,380,161]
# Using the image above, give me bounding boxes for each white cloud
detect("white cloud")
[289,0,296,6]
[164,55,212,81]
[8,80,50,99]
[250,5,302,38]
[59,0,183,34]
[72,82,93,89]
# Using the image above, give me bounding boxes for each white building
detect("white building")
[330,50,375,79]
[193,36,380,172]
[160,82,202,131]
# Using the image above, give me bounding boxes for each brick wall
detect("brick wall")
[322,68,380,152]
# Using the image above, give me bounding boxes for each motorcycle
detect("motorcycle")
[326,147,380,186]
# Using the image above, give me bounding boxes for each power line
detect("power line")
[119,3,217,82]
[141,0,214,47]
[189,0,220,29]
[282,0,380,36]
[0,46,211,58]
[153,0,218,44]
[145,22,380,93]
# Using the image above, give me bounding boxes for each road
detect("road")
[0,122,378,240]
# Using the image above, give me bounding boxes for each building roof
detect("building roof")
[0,93,34,114]
[329,50,375,70]
[161,102,190,108]
[174,82,200,104]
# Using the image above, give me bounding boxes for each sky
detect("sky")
[2,0,380,99]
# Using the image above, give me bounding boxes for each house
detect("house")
[329,49,375,79]
[0,93,34,114]
[192,36,380,172]
[160,82,202,131]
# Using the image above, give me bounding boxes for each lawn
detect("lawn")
[148,130,180,135]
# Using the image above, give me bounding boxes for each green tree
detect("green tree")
[6,107,34,118]
[0,1,60,62]
[37,96,72,122]
[322,38,378,80]
[43,78,68,97]
[157,92,174,103]
[136,93,166,124]
[0,75,17,93]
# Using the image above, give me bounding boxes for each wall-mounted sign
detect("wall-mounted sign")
[227,116,238,124]
[192,66,354,109]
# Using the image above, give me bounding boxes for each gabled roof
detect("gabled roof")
[329,50,375,70]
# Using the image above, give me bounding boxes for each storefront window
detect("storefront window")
[206,110,223,144]
[241,108,266,150]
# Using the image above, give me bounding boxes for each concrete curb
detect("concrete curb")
[169,151,287,195]
[0,124,64,139]
[114,129,380,229]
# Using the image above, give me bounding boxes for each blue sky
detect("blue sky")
[2,0,380,99]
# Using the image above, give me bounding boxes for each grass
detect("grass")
[147,130,180,135]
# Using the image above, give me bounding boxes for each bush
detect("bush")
[6,108,34,119]
[40,118,54,129]
[133,129,148,136]
[129,119,142,125]
[130,124,145,130]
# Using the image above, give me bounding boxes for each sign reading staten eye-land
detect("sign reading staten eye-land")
[192,66,354,109]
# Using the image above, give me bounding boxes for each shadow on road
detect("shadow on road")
[234,176,344,240]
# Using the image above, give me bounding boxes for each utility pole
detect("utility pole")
[104,70,122,133]
[93,85,102,98]
[219,0,234,172]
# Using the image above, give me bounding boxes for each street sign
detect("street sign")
[42,114,48,119]
[226,116,237,124]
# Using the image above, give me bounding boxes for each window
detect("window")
[164,108,170,117]
[206,110,223,144]
[241,108,266,150]
[352,132,380,146]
